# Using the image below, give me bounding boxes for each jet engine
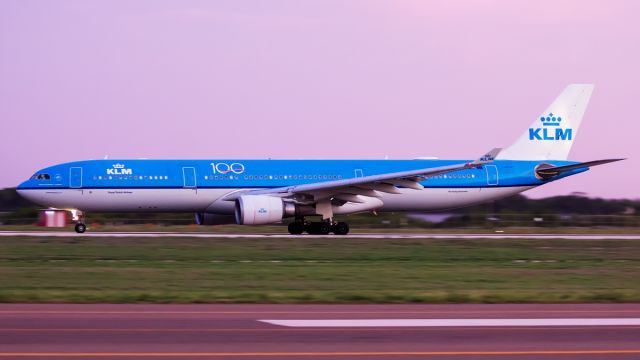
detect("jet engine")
[234,195,296,225]
[194,212,236,225]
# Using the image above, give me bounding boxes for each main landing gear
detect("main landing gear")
[287,218,350,235]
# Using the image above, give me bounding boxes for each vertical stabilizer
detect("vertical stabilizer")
[496,84,594,160]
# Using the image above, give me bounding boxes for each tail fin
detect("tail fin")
[496,84,594,160]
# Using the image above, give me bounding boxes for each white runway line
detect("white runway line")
[260,318,640,327]
[1,231,639,240]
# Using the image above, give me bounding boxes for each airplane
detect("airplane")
[16,84,623,234]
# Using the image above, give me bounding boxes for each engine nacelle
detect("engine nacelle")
[194,212,236,225]
[235,195,295,225]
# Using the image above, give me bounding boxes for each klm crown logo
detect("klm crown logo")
[540,113,562,126]
[529,113,572,141]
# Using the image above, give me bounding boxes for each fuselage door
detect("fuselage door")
[182,167,197,188]
[485,165,498,186]
[69,167,83,188]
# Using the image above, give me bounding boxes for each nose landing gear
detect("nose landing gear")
[71,210,86,233]
[74,223,86,233]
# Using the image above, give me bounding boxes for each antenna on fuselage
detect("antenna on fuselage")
[103,155,109,160]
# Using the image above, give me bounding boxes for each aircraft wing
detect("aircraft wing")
[223,148,501,203]
[535,158,625,179]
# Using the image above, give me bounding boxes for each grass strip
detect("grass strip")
[0,236,638,303]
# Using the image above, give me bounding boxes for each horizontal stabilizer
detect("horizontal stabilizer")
[536,158,624,179]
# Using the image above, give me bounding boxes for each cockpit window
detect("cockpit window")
[30,173,51,180]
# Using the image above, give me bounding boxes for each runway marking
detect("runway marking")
[1,231,639,240]
[3,326,640,332]
[3,309,640,315]
[261,318,640,327]
[1,350,640,357]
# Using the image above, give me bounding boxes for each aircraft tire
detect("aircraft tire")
[304,223,316,234]
[74,223,86,233]
[332,222,349,235]
[288,222,305,235]
[305,222,331,235]
[318,222,331,235]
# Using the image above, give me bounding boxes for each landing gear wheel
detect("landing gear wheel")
[318,222,331,235]
[305,222,331,235]
[288,222,305,235]
[74,223,86,234]
[332,222,349,235]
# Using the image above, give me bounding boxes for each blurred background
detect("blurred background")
[1,1,638,200]
[2,187,638,230]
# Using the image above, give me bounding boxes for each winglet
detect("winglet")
[469,148,502,167]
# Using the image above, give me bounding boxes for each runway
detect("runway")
[2,304,640,359]
[1,231,639,240]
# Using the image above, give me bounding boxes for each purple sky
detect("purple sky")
[1,1,637,198]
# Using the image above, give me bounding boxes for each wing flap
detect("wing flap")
[356,183,403,194]
[333,194,366,203]
[340,187,381,198]
[387,179,425,190]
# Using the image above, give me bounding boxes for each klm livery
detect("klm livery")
[17,85,623,234]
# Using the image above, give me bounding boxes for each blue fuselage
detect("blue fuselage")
[16,158,587,215]
[18,159,583,191]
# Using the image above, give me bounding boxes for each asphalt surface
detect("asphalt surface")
[1,304,640,359]
[1,231,639,239]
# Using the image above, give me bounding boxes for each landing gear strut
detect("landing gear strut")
[287,218,350,235]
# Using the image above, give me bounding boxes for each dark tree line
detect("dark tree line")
[462,194,639,215]
[1,188,637,226]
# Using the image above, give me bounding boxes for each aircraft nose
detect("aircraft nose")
[16,181,33,201]
[16,181,27,192]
